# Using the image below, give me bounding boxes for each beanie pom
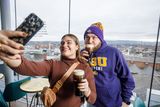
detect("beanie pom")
[91,22,103,31]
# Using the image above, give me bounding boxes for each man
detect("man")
[81,22,135,107]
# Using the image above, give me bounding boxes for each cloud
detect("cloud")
[14,0,160,41]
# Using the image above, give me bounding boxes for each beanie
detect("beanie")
[84,22,104,42]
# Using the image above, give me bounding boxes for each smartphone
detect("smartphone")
[10,13,44,45]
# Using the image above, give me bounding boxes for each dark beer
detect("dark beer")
[85,44,94,63]
[73,69,85,97]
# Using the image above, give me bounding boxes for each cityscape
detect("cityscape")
[23,40,160,102]
[0,39,160,106]
[24,40,160,66]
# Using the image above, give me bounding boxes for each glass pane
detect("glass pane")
[71,0,160,107]
[15,0,69,61]
[5,0,160,106]
[16,0,69,41]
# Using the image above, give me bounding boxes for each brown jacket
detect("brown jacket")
[12,57,96,107]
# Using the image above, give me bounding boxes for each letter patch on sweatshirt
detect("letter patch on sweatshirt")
[90,57,107,72]
[90,57,107,67]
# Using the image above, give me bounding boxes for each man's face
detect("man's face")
[84,33,101,52]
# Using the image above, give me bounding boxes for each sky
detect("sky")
[10,0,160,41]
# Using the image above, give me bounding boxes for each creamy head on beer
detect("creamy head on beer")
[85,44,94,53]
[85,44,94,49]
[74,69,84,76]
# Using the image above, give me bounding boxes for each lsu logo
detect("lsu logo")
[87,29,92,33]
[90,57,107,67]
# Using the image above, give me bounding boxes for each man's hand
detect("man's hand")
[122,102,129,107]
[80,50,90,61]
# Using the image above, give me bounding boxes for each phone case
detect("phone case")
[11,13,44,45]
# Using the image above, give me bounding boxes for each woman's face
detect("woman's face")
[60,36,79,59]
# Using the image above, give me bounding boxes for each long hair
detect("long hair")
[60,34,85,63]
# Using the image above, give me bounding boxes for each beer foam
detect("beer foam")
[74,69,84,76]
[85,44,94,48]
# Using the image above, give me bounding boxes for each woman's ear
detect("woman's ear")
[76,45,79,51]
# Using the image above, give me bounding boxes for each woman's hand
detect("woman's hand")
[0,52,22,67]
[0,30,26,67]
[0,30,27,55]
[78,79,91,97]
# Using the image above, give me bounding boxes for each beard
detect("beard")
[92,42,101,52]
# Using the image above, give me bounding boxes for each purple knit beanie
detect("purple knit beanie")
[84,22,104,42]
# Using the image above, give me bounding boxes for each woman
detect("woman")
[0,33,96,107]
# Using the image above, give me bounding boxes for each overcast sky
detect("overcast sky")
[12,0,160,41]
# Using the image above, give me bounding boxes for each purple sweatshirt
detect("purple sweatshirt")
[88,41,135,107]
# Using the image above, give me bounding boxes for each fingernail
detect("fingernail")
[22,32,28,36]
[19,46,24,50]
